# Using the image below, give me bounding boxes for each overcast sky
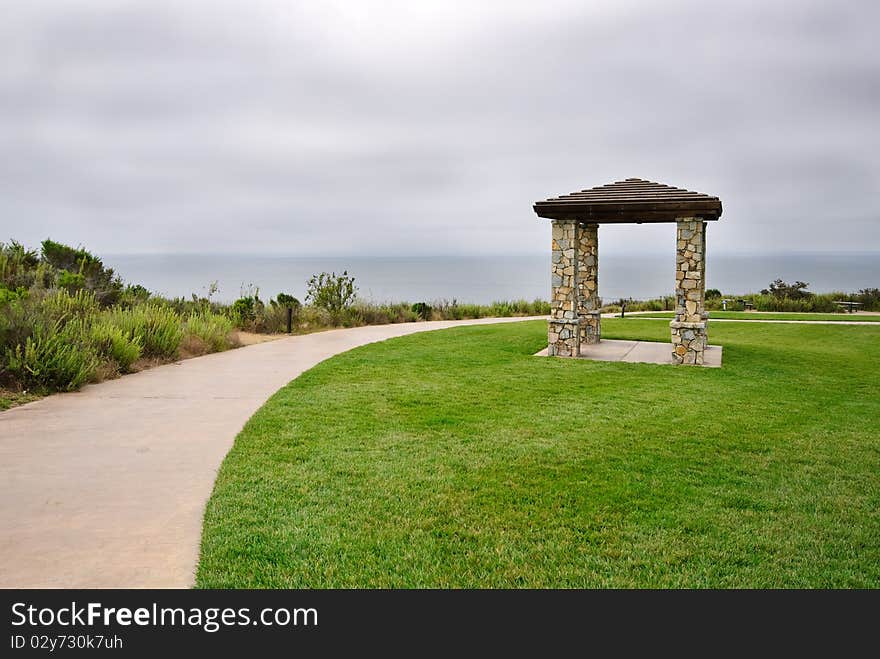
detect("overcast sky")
[2,0,878,256]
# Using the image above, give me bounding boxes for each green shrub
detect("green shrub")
[490,299,551,316]
[105,304,183,359]
[306,271,357,314]
[185,312,234,352]
[350,302,418,326]
[4,318,99,391]
[746,293,840,313]
[274,293,301,310]
[57,270,86,292]
[299,305,333,329]
[411,302,431,320]
[41,239,122,306]
[119,284,151,308]
[761,279,811,300]
[41,288,99,321]
[253,304,293,333]
[90,319,142,372]
[231,296,261,329]
[0,286,27,306]
[0,241,45,291]
[0,289,99,354]
[855,288,880,311]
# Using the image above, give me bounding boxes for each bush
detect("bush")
[411,302,431,320]
[57,270,86,292]
[855,288,880,311]
[748,293,839,313]
[185,311,234,353]
[253,304,294,333]
[89,319,142,372]
[120,284,151,308]
[41,288,99,321]
[761,279,811,300]
[0,289,99,354]
[4,318,99,391]
[231,296,261,329]
[274,293,301,310]
[41,239,122,306]
[105,304,183,359]
[0,241,45,291]
[0,286,27,305]
[298,305,333,330]
[346,302,418,326]
[306,271,357,314]
[490,301,516,317]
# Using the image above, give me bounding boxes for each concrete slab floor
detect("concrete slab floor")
[535,339,723,367]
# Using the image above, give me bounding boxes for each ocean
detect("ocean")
[106,252,879,305]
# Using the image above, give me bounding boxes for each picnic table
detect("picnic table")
[833,300,862,313]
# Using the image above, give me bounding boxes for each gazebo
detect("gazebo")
[533,178,723,365]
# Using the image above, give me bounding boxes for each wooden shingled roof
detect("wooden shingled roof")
[533,178,722,223]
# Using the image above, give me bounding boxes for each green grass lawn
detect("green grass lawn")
[197,319,880,588]
[628,311,880,322]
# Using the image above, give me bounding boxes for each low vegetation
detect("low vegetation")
[197,319,880,588]
[619,311,880,322]
[0,240,549,405]
[4,239,875,410]
[602,280,880,314]
[0,240,239,403]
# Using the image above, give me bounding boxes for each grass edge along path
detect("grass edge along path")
[624,311,880,322]
[197,319,880,588]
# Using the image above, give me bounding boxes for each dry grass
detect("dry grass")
[232,331,283,346]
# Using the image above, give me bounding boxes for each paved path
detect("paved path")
[0,317,538,588]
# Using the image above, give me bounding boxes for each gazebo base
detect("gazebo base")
[535,339,722,367]
[670,320,708,365]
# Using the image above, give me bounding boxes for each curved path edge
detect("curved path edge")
[0,317,540,588]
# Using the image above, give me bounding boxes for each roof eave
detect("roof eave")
[533,203,722,223]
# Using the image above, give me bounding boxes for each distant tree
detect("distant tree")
[1,241,48,290]
[57,270,86,292]
[274,293,301,310]
[40,239,122,306]
[231,297,260,325]
[705,288,722,299]
[761,279,811,300]
[2,241,39,268]
[411,302,431,320]
[120,284,152,308]
[306,271,357,313]
[855,288,880,311]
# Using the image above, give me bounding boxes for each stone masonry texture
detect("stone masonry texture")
[576,222,600,345]
[671,218,708,365]
[549,220,579,357]
[549,220,601,356]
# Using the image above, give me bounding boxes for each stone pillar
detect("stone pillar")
[671,218,708,365]
[548,220,579,357]
[576,222,600,344]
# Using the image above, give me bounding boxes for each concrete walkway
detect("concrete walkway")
[0,317,537,588]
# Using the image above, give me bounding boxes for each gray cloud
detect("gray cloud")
[1,0,878,256]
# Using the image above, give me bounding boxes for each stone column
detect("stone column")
[671,218,708,365]
[576,222,600,344]
[548,220,580,357]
